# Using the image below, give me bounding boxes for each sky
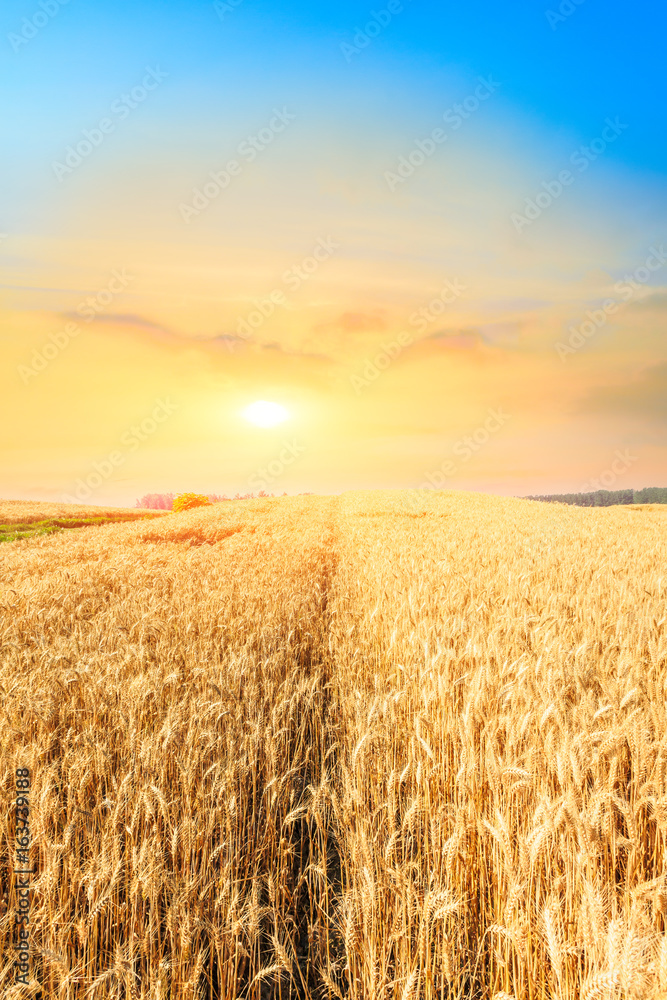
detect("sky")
[2,0,666,504]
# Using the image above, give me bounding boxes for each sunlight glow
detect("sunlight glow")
[242,400,290,428]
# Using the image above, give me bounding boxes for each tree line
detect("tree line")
[135,491,315,510]
[523,487,667,507]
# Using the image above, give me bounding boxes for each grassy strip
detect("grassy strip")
[0,513,166,544]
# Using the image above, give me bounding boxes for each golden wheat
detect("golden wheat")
[0,490,666,998]
[0,499,167,525]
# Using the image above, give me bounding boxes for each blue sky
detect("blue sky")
[3,0,665,171]
[2,0,666,502]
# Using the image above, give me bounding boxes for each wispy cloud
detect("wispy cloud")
[580,362,667,422]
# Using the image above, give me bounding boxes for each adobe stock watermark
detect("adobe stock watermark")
[545,0,586,30]
[421,408,511,489]
[511,117,628,232]
[340,0,415,62]
[18,269,134,384]
[247,440,306,492]
[579,449,638,493]
[8,0,71,53]
[402,407,511,511]
[350,277,467,394]
[555,244,667,360]
[179,108,296,223]
[18,269,132,378]
[52,67,168,181]
[214,0,243,19]
[224,236,340,351]
[384,77,501,191]
[61,398,180,503]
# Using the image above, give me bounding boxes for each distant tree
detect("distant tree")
[634,487,667,504]
[135,493,175,510]
[173,493,213,513]
[136,489,322,508]
[523,487,666,507]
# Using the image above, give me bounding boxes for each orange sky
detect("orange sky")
[4,44,666,504]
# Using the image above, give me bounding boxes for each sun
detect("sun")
[242,400,290,428]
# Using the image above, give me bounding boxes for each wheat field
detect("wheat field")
[0,501,168,526]
[1,490,666,1000]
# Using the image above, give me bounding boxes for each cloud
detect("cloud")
[481,298,549,312]
[623,290,667,312]
[53,308,339,364]
[477,320,522,347]
[426,330,479,351]
[580,361,667,422]
[314,310,387,334]
[420,320,524,352]
[62,311,246,349]
[260,341,332,362]
[67,312,173,335]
